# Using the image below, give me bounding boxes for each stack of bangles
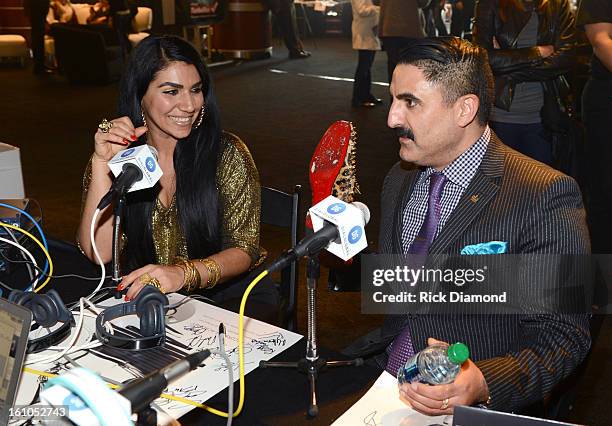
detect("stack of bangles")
[175,258,221,292]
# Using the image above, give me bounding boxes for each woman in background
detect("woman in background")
[351,0,382,107]
[473,0,576,166]
[87,0,110,24]
[47,0,76,25]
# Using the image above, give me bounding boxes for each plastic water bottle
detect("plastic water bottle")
[397,342,470,385]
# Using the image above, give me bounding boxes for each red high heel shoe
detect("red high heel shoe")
[307,120,360,229]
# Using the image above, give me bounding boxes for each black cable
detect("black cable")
[0,225,34,280]
[66,286,117,311]
[0,277,15,292]
[0,252,105,281]
[1,250,111,305]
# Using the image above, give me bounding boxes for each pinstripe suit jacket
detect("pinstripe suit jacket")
[347,133,591,412]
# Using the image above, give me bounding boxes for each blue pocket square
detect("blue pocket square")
[461,241,507,255]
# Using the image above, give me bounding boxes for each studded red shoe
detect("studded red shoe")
[307,120,360,228]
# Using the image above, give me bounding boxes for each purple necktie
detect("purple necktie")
[386,172,448,376]
[407,172,448,255]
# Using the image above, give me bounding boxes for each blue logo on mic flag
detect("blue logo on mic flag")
[327,203,346,215]
[120,148,135,157]
[145,157,156,172]
[63,394,87,411]
[348,226,362,244]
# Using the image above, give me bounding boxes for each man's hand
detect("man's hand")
[398,338,489,415]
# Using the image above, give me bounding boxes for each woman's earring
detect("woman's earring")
[141,111,147,128]
[193,105,205,129]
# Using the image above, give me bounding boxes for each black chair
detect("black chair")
[261,185,301,332]
[50,23,122,84]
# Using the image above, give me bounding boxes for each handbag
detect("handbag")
[541,76,585,182]
[541,76,572,133]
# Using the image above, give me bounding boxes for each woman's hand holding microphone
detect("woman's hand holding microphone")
[94,117,148,163]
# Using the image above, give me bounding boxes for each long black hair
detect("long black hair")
[117,35,222,272]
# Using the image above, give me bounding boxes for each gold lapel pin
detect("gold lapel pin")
[470,194,480,203]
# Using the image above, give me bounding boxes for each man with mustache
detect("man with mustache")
[344,37,591,416]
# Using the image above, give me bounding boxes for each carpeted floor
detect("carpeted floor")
[1,36,610,425]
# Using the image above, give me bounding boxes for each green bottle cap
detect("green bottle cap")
[447,342,470,364]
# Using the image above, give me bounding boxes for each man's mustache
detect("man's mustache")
[395,127,415,141]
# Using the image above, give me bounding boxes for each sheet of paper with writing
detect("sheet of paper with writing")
[19,293,303,422]
[331,371,452,426]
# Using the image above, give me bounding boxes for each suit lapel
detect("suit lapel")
[429,134,506,254]
[392,167,420,254]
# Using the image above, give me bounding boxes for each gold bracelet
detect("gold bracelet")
[175,261,189,291]
[198,258,221,289]
[186,259,202,291]
[174,258,201,292]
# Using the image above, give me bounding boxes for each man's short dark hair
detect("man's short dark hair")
[397,37,494,125]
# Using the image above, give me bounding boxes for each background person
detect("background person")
[266,0,311,59]
[576,0,612,255]
[351,0,383,107]
[26,0,51,75]
[87,0,111,24]
[46,0,76,25]
[472,0,577,167]
[378,0,430,83]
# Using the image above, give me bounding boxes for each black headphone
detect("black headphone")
[95,286,168,350]
[8,289,75,353]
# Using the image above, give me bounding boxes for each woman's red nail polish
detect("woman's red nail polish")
[122,138,129,145]
[131,134,137,141]
[124,296,130,301]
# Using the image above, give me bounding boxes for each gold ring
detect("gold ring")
[98,118,113,133]
[440,398,449,410]
[139,273,152,285]
[146,277,164,293]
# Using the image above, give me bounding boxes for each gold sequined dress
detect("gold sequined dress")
[81,132,264,268]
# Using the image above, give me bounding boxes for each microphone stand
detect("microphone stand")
[111,193,126,297]
[135,406,157,426]
[259,253,364,417]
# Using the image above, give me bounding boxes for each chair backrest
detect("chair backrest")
[51,23,122,84]
[260,185,301,331]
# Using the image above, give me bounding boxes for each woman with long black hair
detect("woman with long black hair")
[78,35,276,308]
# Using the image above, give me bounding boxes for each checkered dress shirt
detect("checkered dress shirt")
[401,126,491,252]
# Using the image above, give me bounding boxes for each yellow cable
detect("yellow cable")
[23,367,196,402]
[0,223,53,292]
[235,269,269,417]
[24,367,218,411]
[23,269,270,419]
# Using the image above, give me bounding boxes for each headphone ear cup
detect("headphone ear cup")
[34,289,71,328]
[8,290,34,308]
[8,291,57,326]
[135,286,168,337]
[30,295,61,328]
[139,303,158,337]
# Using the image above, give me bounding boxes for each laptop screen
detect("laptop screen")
[453,406,581,426]
[0,298,32,424]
